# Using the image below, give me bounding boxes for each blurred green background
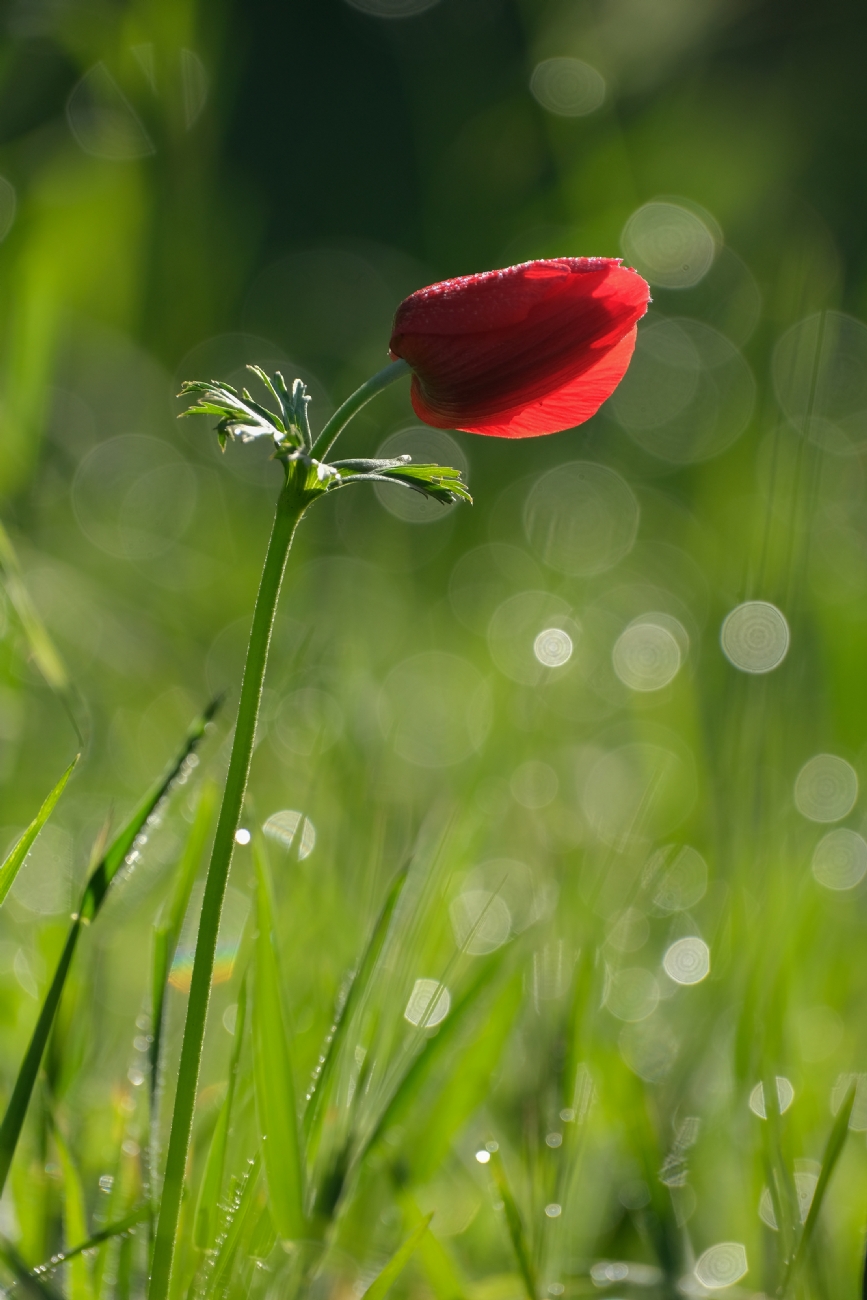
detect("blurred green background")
[2,0,867,1295]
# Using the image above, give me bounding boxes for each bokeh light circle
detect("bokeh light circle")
[373,426,467,523]
[534,627,573,668]
[663,937,710,985]
[812,828,867,890]
[773,310,867,452]
[73,435,198,560]
[794,753,858,822]
[612,620,681,691]
[693,1242,748,1290]
[611,319,755,464]
[720,601,789,673]
[621,202,716,289]
[524,462,639,577]
[529,58,606,117]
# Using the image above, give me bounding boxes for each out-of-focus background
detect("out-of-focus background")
[2,0,867,1293]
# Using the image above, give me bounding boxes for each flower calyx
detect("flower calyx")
[179,366,472,509]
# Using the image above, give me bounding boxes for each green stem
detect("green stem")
[148,476,308,1300]
[310,359,409,461]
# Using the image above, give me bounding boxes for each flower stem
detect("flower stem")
[310,358,409,461]
[148,474,308,1300]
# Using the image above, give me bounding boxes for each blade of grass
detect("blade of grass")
[203,1155,261,1300]
[0,518,86,744]
[779,1079,856,1296]
[399,1193,468,1300]
[150,779,219,1102]
[0,700,219,1199]
[252,835,306,1242]
[0,754,79,907]
[52,1123,94,1300]
[304,863,409,1147]
[359,953,508,1166]
[29,1207,150,1273]
[0,1236,65,1300]
[407,972,522,1185]
[362,1214,433,1300]
[489,1150,536,1300]
[193,973,247,1250]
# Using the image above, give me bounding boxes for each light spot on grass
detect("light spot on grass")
[721,600,789,673]
[404,978,450,1028]
[749,1076,794,1118]
[693,1242,748,1289]
[795,754,858,822]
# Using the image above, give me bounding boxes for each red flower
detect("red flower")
[389,257,650,438]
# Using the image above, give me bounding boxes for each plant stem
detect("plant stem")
[310,359,409,461]
[148,476,308,1300]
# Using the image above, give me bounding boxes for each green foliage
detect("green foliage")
[0,756,78,908]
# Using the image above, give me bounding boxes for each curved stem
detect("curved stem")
[310,359,409,461]
[148,478,307,1300]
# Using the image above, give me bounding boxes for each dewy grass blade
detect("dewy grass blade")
[252,835,306,1242]
[0,753,78,907]
[362,1214,433,1300]
[0,701,218,1199]
[488,1151,536,1300]
[204,1154,262,1300]
[29,1208,150,1275]
[0,1236,65,1300]
[150,780,218,1102]
[53,1122,94,1300]
[193,973,248,1250]
[780,1079,856,1296]
[304,863,409,1147]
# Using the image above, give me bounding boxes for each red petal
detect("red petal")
[410,326,638,437]
[390,258,650,436]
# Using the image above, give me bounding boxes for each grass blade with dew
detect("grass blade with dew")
[303,863,409,1149]
[52,1121,94,1300]
[362,1214,433,1300]
[0,517,86,744]
[779,1078,856,1296]
[202,1154,262,1300]
[29,1208,150,1276]
[0,754,78,907]
[488,1150,536,1300]
[252,834,306,1242]
[193,973,248,1250]
[0,1236,65,1300]
[150,779,219,1103]
[0,699,219,1199]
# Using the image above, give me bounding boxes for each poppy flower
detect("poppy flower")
[388,257,650,438]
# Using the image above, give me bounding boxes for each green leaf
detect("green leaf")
[52,1123,93,1300]
[194,973,248,1250]
[780,1079,856,1296]
[179,368,313,452]
[362,1214,433,1300]
[489,1151,536,1300]
[150,779,219,1099]
[331,458,472,506]
[0,754,78,908]
[252,835,306,1242]
[304,864,409,1148]
[0,698,219,1200]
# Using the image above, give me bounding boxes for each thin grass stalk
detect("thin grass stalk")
[148,477,307,1300]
